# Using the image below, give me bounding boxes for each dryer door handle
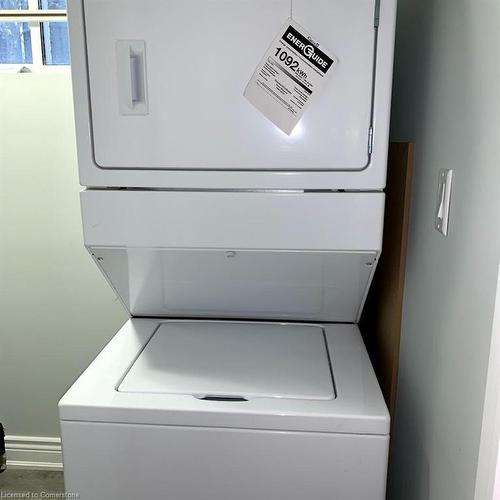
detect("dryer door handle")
[116,40,149,116]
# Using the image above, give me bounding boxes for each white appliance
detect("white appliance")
[59,0,397,499]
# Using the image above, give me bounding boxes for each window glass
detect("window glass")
[41,21,69,64]
[0,0,28,9]
[39,0,66,9]
[1,0,69,67]
[0,22,33,63]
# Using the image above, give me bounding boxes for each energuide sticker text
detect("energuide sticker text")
[244,19,337,135]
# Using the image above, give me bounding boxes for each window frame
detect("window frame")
[0,0,69,71]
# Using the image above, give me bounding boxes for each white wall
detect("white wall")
[0,73,128,439]
[389,0,500,499]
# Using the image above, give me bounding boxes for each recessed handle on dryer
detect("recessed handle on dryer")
[116,40,149,116]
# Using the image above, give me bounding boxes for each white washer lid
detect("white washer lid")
[118,322,335,401]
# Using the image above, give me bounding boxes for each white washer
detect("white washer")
[60,190,389,499]
[60,320,389,500]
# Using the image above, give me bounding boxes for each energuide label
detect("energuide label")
[244,19,337,135]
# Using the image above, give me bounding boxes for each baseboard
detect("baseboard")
[5,436,63,471]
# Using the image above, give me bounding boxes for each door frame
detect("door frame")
[474,261,500,500]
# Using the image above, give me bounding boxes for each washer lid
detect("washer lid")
[118,322,335,401]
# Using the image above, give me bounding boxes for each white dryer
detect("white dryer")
[68,0,396,190]
[60,0,397,499]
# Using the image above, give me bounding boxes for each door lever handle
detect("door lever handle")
[435,169,453,236]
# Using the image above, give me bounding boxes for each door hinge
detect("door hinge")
[374,0,381,27]
[368,127,374,154]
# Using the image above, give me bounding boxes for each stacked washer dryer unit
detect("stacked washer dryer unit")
[59,1,397,499]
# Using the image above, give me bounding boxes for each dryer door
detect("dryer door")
[68,0,395,188]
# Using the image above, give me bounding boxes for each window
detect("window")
[0,0,69,68]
